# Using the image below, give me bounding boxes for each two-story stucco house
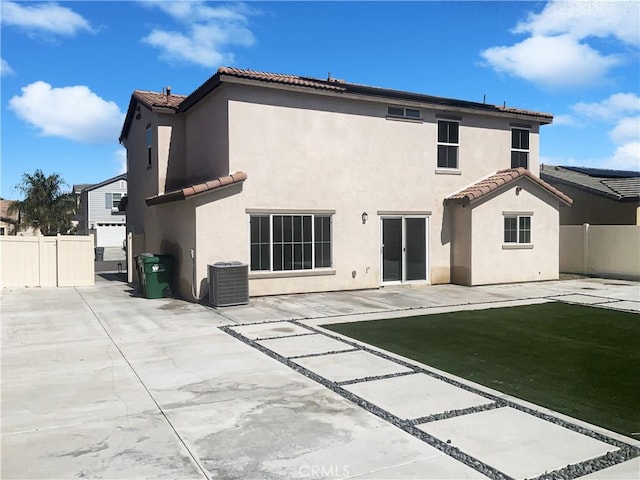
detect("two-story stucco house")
[76,174,127,249]
[119,67,571,300]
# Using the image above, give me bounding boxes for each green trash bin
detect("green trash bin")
[141,255,174,299]
[135,253,154,296]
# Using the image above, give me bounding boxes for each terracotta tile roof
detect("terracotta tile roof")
[122,66,553,140]
[218,67,347,92]
[133,90,187,110]
[541,164,640,201]
[446,168,573,206]
[178,67,553,123]
[146,171,247,206]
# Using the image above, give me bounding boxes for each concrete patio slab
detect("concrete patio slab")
[348,455,489,479]
[1,412,203,479]
[292,349,414,383]
[580,457,640,479]
[231,321,313,340]
[417,407,616,479]
[344,373,494,421]
[258,333,354,358]
[550,293,621,305]
[602,300,640,312]
[3,277,638,479]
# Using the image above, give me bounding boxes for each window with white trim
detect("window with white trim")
[250,214,332,271]
[511,128,529,169]
[387,106,422,120]
[437,120,459,169]
[106,192,122,210]
[504,215,531,244]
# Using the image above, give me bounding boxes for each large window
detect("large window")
[511,128,529,169]
[250,214,332,271]
[504,215,531,244]
[437,120,459,169]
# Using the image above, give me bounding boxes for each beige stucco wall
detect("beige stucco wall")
[133,82,548,298]
[544,182,639,225]
[184,87,229,184]
[449,204,472,285]
[468,178,561,285]
[560,225,640,279]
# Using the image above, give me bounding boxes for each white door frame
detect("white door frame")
[380,215,430,286]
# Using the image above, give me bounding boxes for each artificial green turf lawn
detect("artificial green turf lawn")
[324,302,640,438]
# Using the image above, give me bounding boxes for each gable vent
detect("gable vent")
[208,262,249,307]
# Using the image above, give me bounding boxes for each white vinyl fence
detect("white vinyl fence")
[1,235,95,287]
[560,225,640,280]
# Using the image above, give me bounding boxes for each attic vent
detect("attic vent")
[387,106,422,120]
[208,262,249,307]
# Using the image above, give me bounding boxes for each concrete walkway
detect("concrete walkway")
[2,277,638,479]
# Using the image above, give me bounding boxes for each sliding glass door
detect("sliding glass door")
[381,216,429,284]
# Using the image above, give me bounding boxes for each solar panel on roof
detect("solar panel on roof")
[564,166,640,178]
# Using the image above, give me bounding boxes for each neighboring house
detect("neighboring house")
[541,165,640,225]
[76,174,127,248]
[0,199,18,236]
[0,199,40,236]
[120,67,571,299]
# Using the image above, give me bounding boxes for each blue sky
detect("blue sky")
[1,0,639,199]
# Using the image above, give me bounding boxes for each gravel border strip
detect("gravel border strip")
[252,332,317,341]
[219,324,514,480]
[336,370,418,386]
[531,449,640,480]
[287,348,359,360]
[407,401,504,425]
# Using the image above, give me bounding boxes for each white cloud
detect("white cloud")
[609,116,640,144]
[572,93,640,121]
[552,93,640,170]
[8,81,124,144]
[552,114,578,126]
[1,58,15,77]
[514,0,640,47]
[115,148,127,175]
[481,0,639,88]
[607,141,640,170]
[1,1,94,37]
[141,1,255,68]
[481,35,622,88]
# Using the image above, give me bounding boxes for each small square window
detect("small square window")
[504,215,531,244]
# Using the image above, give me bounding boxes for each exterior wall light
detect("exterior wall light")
[361,212,368,224]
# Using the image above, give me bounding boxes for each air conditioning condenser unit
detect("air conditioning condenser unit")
[208,262,249,307]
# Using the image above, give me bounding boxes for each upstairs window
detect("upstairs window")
[146,126,152,168]
[387,106,422,120]
[106,193,122,211]
[437,120,459,169]
[504,215,531,244]
[511,128,529,169]
[250,214,332,272]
